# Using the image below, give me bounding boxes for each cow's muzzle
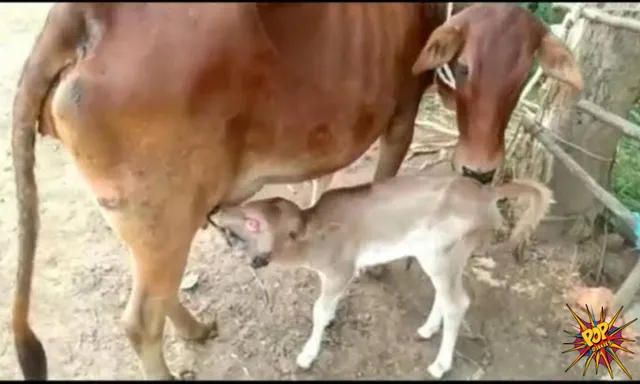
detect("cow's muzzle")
[461,166,496,185]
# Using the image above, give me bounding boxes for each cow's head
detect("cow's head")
[413,4,583,184]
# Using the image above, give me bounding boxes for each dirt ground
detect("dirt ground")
[0,3,638,381]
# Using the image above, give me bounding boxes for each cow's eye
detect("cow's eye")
[454,61,469,81]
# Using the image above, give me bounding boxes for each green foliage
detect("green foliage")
[519,2,553,24]
[611,106,640,213]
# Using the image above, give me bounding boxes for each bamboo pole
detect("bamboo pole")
[576,99,640,141]
[581,7,640,34]
[552,4,640,33]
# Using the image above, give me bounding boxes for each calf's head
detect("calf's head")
[213,197,306,269]
[413,4,584,184]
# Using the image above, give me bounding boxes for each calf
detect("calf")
[213,171,553,378]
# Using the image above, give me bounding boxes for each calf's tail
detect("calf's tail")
[492,178,554,243]
[11,3,90,380]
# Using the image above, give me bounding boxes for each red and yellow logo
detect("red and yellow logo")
[563,303,636,379]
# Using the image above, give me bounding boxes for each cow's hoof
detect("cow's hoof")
[180,320,218,342]
[200,321,219,341]
[427,361,450,379]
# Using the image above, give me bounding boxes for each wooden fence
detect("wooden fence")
[522,3,640,312]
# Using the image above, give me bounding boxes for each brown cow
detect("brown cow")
[11,3,582,380]
[293,2,586,206]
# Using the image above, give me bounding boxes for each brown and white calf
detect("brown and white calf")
[212,171,553,378]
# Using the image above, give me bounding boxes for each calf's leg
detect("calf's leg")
[417,291,443,340]
[296,271,350,369]
[427,270,469,379]
[416,245,472,379]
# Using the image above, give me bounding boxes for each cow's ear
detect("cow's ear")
[537,32,584,91]
[412,25,465,75]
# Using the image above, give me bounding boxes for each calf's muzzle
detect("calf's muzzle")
[251,253,271,269]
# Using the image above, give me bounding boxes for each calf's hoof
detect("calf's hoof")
[296,350,317,370]
[172,370,196,381]
[417,323,440,340]
[427,360,450,379]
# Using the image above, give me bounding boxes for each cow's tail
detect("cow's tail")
[11,4,90,380]
[491,179,554,244]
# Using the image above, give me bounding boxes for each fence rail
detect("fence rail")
[554,3,640,34]
[576,100,640,141]
[581,7,640,33]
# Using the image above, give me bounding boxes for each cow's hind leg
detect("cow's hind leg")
[105,194,216,379]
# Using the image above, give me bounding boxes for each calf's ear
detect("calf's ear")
[244,213,265,233]
[412,24,465,75]
[245,218,260,232]
[536,32,584,91]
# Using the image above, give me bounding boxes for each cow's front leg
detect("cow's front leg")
[167,299,218,342]
[366,98,421,279]
[374,113,415,182]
